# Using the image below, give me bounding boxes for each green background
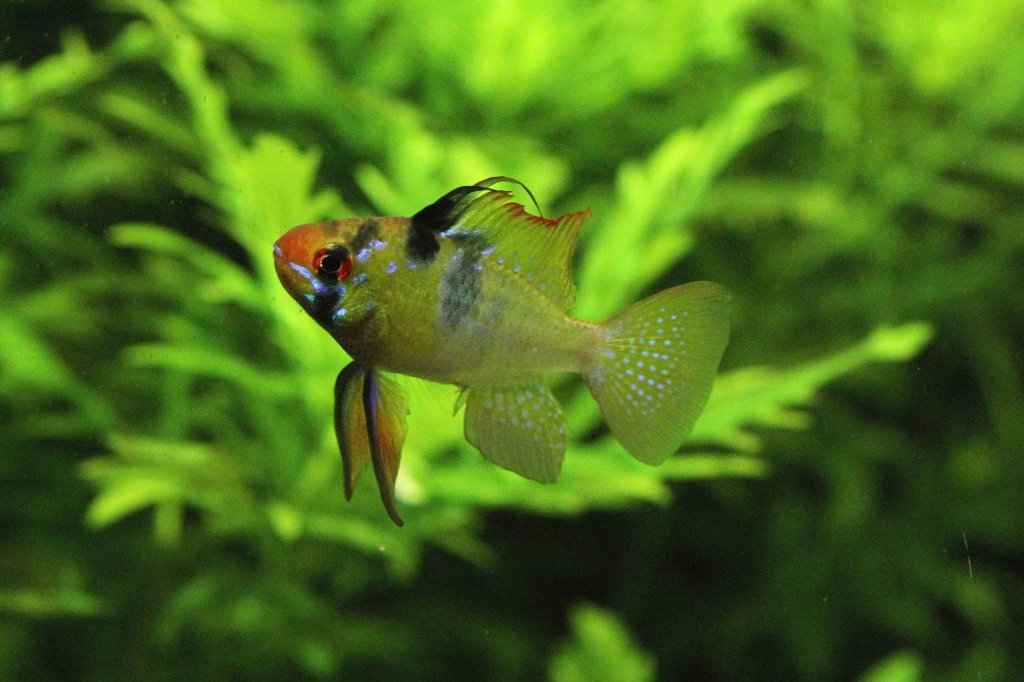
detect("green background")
[2,0,1021,679]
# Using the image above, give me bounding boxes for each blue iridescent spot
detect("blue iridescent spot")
[441,227,478,239]
[386,261,397,274]
[351,273,369,286]
[289,263,330,293]
[289,263,313,278]
[357,247,373,263]
[332,307,348,322]
[368,239,388,250]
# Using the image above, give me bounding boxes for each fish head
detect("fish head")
[273,219,367,323]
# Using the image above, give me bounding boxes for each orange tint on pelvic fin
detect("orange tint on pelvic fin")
[334,363,409,526]
[334,364,371,501]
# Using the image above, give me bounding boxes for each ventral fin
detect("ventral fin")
[334,362,409,526]
[415,178,589,310]
[464,383,566,483]
[363,368,409,526]
[334,363,370,501]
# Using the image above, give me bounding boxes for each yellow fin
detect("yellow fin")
[584,282,730,464]
[363,369,408,526]
[413,178,588,310]
[334,363,409,526]
[334,363,369,501]
[464,383,566,483]
[454,188,588,310]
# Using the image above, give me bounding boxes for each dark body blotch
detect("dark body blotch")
[438,247,482,330]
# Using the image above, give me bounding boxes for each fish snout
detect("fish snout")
[272,225,320,300]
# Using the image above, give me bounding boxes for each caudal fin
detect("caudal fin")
[584,282,730,464]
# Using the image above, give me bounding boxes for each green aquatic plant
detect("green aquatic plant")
[2,0,1021,679]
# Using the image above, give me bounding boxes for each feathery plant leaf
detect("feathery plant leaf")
[3,0,1018,679]
[690,323,935,451]
[575,70,807,320]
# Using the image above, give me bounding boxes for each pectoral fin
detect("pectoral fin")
[464,384,566,483]
[334,363,409,526]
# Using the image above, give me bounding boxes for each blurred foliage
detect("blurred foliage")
[549,604,656,682]
[1,0,1021,679]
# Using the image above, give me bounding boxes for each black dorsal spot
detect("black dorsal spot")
[407,184,495,262]
[406,226,441,262]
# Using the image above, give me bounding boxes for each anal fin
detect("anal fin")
[464,383,566,483]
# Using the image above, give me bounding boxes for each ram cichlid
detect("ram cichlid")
[273,177,730,525]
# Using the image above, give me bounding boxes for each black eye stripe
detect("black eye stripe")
[310,289,342,323]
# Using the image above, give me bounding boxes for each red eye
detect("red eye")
[313,244,353,281]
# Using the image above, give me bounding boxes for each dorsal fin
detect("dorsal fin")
[414,178,588,310]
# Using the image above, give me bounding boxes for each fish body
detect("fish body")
[274,178,730,525]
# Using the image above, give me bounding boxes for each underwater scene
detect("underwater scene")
[2,0,1022,679]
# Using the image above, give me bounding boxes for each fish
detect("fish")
[273,177,730,525]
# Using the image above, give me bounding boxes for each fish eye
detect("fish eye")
[313,244,353,281]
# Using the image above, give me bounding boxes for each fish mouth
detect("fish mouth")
[273,236,311,303]
[272,239,293,286]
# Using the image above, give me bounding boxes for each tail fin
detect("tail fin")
[584,282,730,464]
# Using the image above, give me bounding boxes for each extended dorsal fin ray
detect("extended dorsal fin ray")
[411,178,588,310]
